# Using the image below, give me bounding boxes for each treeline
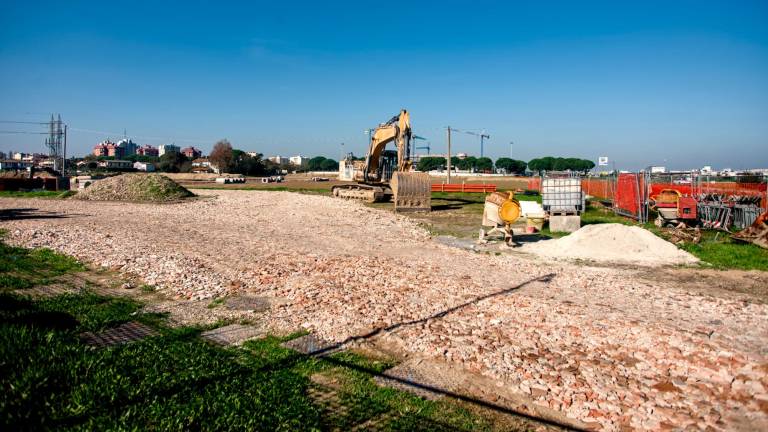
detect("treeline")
[416,156,527,174]
[307,156,339,171]
[415,155,595,174]
[527,157,595,174]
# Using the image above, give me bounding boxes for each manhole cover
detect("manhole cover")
[225,296,271,312]
[80,321,159,347]
[201,324,266,346]
[281,334,340,356]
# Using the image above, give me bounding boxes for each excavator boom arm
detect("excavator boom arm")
[362,109,412,182]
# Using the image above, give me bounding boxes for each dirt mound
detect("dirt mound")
[523,223,699,266]
[76,173,194,202]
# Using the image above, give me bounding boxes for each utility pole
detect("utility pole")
[509,141,513,158]
[63,124,67,174]
[446,126,452,184]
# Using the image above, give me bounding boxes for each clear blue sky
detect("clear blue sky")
[1,1,767,170]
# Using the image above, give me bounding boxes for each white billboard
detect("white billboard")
[598,156,609,166]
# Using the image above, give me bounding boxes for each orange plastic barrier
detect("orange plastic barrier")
[432,183,497,193]
[581,178,614,200]
[527,178,541,191]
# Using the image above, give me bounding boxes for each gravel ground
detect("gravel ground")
[2,190,767,431]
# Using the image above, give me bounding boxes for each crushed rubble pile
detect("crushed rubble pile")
[522,223,699,266]
[76,173,194,202]
[2,190,766,431]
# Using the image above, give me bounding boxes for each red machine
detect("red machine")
[651,189,697,227]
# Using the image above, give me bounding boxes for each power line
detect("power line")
[0,120,49,125]
[0,130,49,134]
[69,127,213,144]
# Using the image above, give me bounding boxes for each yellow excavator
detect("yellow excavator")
[332,109,431,211]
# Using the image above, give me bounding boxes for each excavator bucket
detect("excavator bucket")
[391,172,431,212]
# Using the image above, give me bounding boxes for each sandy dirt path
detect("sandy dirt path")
[2,190,766,431]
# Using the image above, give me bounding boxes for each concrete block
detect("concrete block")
[549,215,581,233]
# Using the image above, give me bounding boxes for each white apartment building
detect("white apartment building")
[289,155,308,166]
[268,155,289,165]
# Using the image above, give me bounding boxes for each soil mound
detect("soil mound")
[76,173,194,202]
[523,223,699,266]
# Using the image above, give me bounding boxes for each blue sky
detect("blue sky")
[1,1,767,170]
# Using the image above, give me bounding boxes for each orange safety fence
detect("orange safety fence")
[525,176,767,209]
[581,178,614,200]
[527,178,541,191]
[431,183,498,193]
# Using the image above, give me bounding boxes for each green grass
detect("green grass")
[676,231,768,271]
[0,190,73,199]
[0,241,85,290]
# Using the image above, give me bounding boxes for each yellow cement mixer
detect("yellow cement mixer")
[479,191,521,246]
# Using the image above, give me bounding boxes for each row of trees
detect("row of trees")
[307,156,339,171]
[527,157,595,174]
[415,156,595,174]
[417,156,527,174]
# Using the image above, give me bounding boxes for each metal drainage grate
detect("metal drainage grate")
[80,321,159,347]
[200,324,266,346]
[281,334,340,356]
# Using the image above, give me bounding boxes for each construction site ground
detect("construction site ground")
[2,189,768,431]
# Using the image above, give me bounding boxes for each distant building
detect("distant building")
[133,162,156,172]
[107,144,124,158]
[268,155,289,165]
[0,160,33,170]
[158,144,180,156]
[289,155,308,166]
[246,152,261,158]
[649,166,667,174]
[92,140,124,158]
[117,139,138,156]
[181,146,202,159]
[93,142,108,157]
[98,160,132,170]
[136,145,159,157]
[0,152,5,160]
[191,158,216,173]
[12,152,28,160]
[37,159,56,169]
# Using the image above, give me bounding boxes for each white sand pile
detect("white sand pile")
[523,223,699,266]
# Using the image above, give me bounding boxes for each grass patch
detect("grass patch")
[0,241,85,290]
[0,190,68,199]
[139,284,156,293]
[676,232,768,271]
[207,297,225,308]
